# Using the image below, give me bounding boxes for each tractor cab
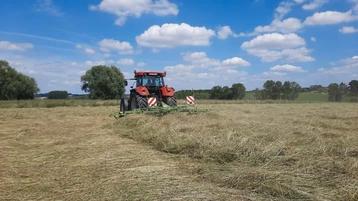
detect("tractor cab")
[120,71,176,111]
[136,72,164,85]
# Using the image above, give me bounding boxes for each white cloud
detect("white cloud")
[217,26,237,39]
[302,0,328,10]
[90,0,178,26]
[275,1,294,20]
[35,0,63,16]
[241,33,314,62]
[99,39,133,54]
[84,48,96,55]
[76,44,96,55]
[0,40,33,51]
[222,57,251,67]
[271,64,305,73]
[339,26,358,34]
[254,18,303,34]
[85,59,115,66]
[117,58,135,66]
[353,0,358,13]
[182,52,220,66]
[164,57,249,89]
[314,56,358,81]
[242,33,305,50]
[136,23,215,48]
[163,52,250,88]
[304,10,358,25]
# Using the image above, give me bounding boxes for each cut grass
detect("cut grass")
[0,106,245,201]
[114,103,358,201]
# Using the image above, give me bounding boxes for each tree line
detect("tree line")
[327,81,358,102]
[253,80,301,100]
[1,59,358,101]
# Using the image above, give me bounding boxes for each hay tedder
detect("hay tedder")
[120,71,177,113]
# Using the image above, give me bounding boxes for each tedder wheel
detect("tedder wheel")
[120,98,128,112]
[165,97,177,107]
[136,95,148,109]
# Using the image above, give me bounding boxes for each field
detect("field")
[1,102,357,200]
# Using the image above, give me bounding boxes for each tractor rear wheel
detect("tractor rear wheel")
[136,95,148,109]
[165,97,177,107]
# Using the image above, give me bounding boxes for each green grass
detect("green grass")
[296,91,328,102]
[0,99,119,108]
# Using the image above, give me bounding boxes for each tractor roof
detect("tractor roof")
[134,71,166,77]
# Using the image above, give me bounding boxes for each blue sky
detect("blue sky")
[0,0,357,93]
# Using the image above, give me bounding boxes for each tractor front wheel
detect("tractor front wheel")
[165,97,177,107]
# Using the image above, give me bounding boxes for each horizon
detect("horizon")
[1,0,357,94]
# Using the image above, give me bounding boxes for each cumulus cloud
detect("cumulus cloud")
[0,40,33,51]
[242,33,305,50]
[241,33,314,62]
[90,0,178,26]
[302,0,328,10]
[76,44,96,55]
[99,39,133,54]
[339,26,358,34]
[304,10,358,25]
[217,26,238,39]
[254,18,303,34]
[222,57,251,67]
[275,1,295,20]
[136,23,215,48]
[182,52,220,66]
[164,52,250,89]
[271,64,305,73]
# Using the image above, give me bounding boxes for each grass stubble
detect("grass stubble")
[0,102,357,200]
[115,103,358,201]
[0,106,244,201]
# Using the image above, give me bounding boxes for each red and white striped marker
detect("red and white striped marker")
[186,96,195,105]
[148,97,157,107]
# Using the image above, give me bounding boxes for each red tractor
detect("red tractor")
[120,71,176,112]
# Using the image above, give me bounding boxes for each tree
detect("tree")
[263,80,282,99]
[0,60,38,100]
[348,80,358,96]
[48,91,69,99]
[309,85,326,92]
[231,83,246,99]
[210,86,222,99]
[221,86,233,99]
[81,65,125,99]
[282,81,301,100]
[328,83,343,102]
[261,80,301,100]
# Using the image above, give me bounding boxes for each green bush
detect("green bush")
[48,91,69,99]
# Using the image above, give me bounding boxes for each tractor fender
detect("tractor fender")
[135,86,149,96]
[160,86,175,97]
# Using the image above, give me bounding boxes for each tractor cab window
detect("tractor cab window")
[137,76,164,87]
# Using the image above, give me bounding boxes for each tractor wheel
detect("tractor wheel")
[165,96,177,107]
[136,95,148,109]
